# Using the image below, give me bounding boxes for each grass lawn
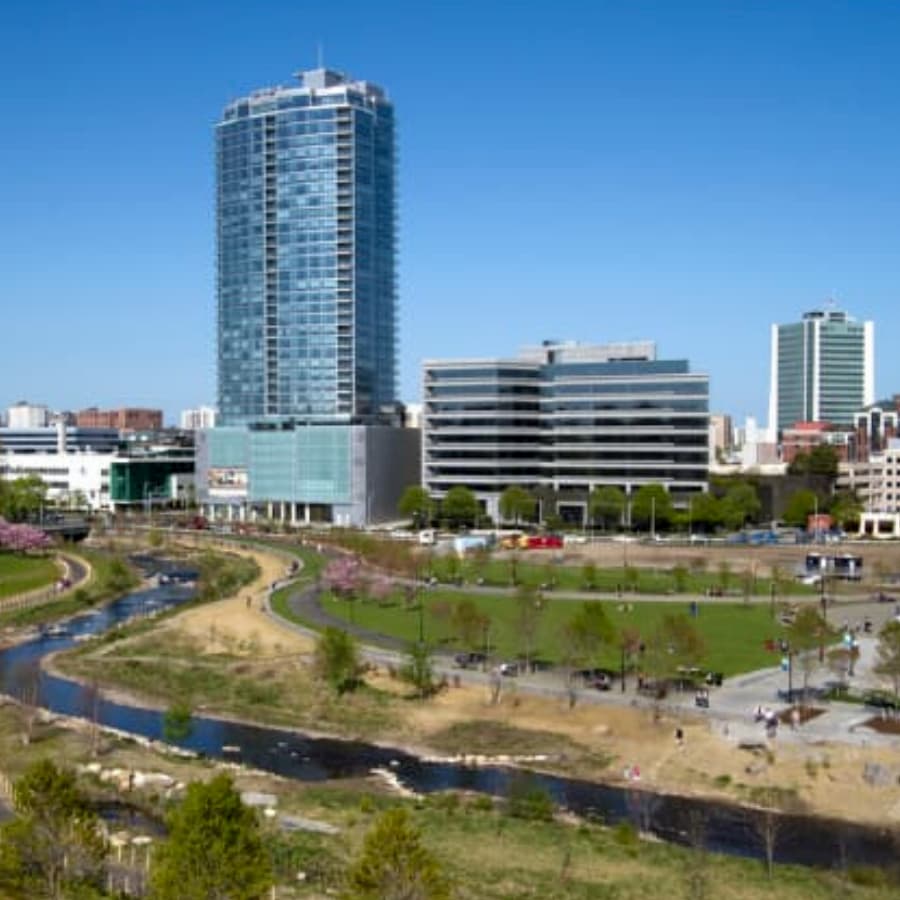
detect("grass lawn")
[324,588,791,676]
[0,552,59,600]
[426,553,814,597]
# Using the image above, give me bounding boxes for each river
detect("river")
[0,563,895,871]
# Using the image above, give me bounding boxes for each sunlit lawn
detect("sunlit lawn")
[0,552,58,599]
[324,587,792,676]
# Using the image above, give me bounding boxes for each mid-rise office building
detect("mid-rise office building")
[423,340,709,524]
[199,67,416,525]
[768,306,874,435]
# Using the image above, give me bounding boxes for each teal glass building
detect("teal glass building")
[216,68,396,424]
[768,307,874,435]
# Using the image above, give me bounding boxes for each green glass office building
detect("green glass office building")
[768,307,874,435]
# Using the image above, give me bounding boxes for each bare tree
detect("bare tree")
[14,661,41,747]
[514,584,544,673]
[746,786,801,879]
[682,808,709,900]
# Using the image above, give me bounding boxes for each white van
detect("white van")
[418,529,436,546]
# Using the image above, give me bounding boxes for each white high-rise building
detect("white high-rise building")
[6,401,50,429]
[180,406,218,431]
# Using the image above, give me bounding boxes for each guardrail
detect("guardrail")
[0,554,86,617]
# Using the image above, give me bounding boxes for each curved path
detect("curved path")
[265,551,898,752]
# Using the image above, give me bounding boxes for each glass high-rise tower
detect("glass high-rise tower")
[768,306,874,435]
[216,68,397,425]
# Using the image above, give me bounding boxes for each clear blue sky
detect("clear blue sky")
[2,0,899,425]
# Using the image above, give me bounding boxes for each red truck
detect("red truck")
[522,534,564,550]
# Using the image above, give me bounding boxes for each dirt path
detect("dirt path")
[154,541,315,656]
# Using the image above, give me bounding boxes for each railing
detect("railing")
[0,554,90,617]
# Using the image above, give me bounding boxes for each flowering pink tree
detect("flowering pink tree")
[0,519,52,553]
[367,574,395,607]
[321,556,362,600]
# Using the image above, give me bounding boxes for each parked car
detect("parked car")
[498,662,520,677]
[453,651,487,669]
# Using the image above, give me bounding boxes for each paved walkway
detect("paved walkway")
[264,568,899,750]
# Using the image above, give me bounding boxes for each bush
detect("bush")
[506,774,555,822]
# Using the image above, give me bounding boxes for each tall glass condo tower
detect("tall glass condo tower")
[216,68,397,425]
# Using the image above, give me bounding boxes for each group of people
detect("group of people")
[754,705,780,737]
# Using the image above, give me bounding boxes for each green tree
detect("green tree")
[808,444,840,478]
[398,486,434,529]
[689,492,721,533]
[0,760,106,899]
[498,486,536,525]
[565,602,616,669]
[162,701,194,744]
[401,641,436,699]
[314,626,361,694]
[342,807,450,900]
[874,620,900,703]
[720,482,761,529]
[828,490,863,531]
[782,489,818,528]
[787,451,810,476]
[150,773,272,900]
[0,475,47,522]
[440,486,479,529]
[588,486,625,531]
[630,484,672,531]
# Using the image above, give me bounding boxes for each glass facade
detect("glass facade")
[216,69,397,425]
[772,310,872,432]
[423,344,709,502]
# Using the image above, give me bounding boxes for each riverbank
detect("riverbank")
[51,614,900,831]
[31,536,898,830]
[4,705,895,900]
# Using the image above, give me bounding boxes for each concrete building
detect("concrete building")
[708,413,733,464]
[423,340,709,524]
[76,408,163,432]
[0,423,118,509]
[180,406,218,431]
[6,402,50,429]
[838,438,900,537]
[198,67,416,525]
[0,423,195,512]
[768,305,874,436]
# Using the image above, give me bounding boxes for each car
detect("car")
[453,651,486,669]
[587,673,612,691]
[498,662,520,677]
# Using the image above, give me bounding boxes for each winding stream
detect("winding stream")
[0,564,896,871]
